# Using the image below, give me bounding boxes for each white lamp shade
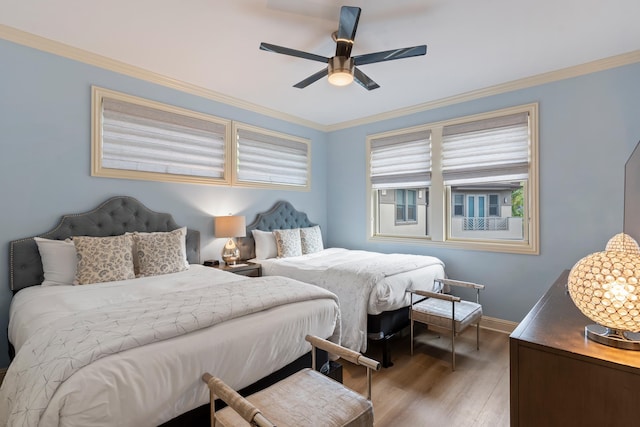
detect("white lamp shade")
[214,215,246,238]
[568,250,640,332]
[606,233,640,254]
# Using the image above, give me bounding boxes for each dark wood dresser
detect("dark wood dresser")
[509,270,640,426]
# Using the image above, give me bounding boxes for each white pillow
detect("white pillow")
[252,229,278,259]
[274,228,303,258]
[34,237,77,286]
[300,226,324,254]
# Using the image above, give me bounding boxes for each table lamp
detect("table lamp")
[567,233,640,350]
[215,215,246,265]
[605,232,640,254]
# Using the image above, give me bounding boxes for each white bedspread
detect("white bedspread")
[2,265,340,427]
[257,248,445,352]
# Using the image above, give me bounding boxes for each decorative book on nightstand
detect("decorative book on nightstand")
[203,260,262,277]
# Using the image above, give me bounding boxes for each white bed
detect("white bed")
[2,197,341,427]
[237,201,446,365]
[255,248,443,353]
[2,266,339,427]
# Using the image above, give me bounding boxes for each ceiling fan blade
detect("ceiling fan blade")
[353,45,427,66]
[335,6,361,57]
[293,68,329,89]
[260,42,329,64]
[336,6,361,41]
[353,67,380,91]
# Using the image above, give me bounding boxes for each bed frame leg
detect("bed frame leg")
[366,334,395,368]
[381,336,393,368]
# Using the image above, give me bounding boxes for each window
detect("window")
[407,190,417,222]
[488,194,499,216]
[92,87,312,191]
[396,189,417,223]
[92,86,231,185]
[369,126,431,237]
[453,194,464,216]
[396,189,406,221]
[367,104,538,254]
[233,122,311,190]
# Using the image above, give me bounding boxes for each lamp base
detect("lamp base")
[585,324,640,350]
[222,238,240,266]
[222,256,239,266]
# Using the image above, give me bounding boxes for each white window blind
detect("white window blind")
[101,97,228,179]
[235,126,310,188]
[442,112,529,185]
[370,129,431,189]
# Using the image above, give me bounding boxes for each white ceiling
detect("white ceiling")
[2,0,640,127]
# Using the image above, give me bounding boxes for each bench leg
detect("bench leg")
[410,317,414,356]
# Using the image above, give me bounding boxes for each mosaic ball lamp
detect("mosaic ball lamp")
[605,232,640,255]
[567,249,640,350]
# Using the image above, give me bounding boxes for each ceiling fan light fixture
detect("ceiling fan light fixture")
[260,6,426,90]
[328,56,354,86]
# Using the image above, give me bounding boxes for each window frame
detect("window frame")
[366,103,539,254]
[91,86,232,185]
[232,122,311,191]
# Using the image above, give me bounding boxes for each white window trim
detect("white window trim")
[366,103,539,255]
[232,122,311,191]
[91,86,232,185]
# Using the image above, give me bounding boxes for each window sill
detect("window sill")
[369,234,539,255]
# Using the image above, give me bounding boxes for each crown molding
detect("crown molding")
[326,49,640,132]
[2,24,639,133]
[0,24,325,131]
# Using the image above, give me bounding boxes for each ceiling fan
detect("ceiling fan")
[259,5,427,90]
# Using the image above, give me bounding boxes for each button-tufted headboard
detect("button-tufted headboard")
[237,201,316,260]
[9,196,200,292]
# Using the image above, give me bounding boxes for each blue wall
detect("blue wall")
[325,62,640,324]
[2,35,640,369]
[0,38,328,367]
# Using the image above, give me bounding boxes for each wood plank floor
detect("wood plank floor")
[343,326,510,427]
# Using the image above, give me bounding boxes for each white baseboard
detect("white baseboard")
[0,367,6,386]
[481,315,518,334]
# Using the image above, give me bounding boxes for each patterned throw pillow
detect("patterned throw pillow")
[273,228,303,258]
[73,235,135,285]
[300,226,324,254]
[130,227,189,275]
[132,228,188,277]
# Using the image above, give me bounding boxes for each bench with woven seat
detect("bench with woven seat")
[202,335,381,427]
[410,278,485,371]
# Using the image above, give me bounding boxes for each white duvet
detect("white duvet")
[2,265,340,427]
[256,248,445,352]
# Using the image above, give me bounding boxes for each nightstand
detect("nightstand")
[204,261,262,277]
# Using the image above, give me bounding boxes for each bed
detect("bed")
[1,196,340,427]
[236,201,446,367]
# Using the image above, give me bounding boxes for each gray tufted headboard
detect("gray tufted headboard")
[237,201,316,260]
[9,196,200,292]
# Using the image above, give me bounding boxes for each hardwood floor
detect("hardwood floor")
[343,326,510,427]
